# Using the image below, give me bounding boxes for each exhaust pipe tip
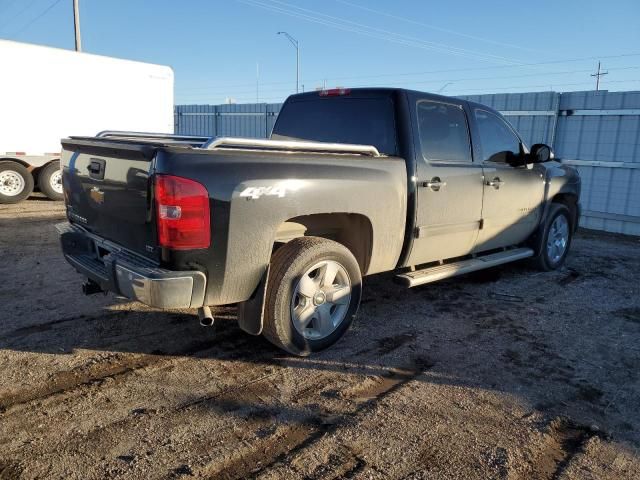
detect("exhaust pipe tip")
[200,317,215,327]
[82,280,103,296]
[198,306,215,327]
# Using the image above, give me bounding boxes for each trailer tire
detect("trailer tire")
[0,161,34,204]
[38,161,64,201]
[262,237,362,356]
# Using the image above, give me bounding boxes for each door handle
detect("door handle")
[423,177,446,191]
[486,177,504,189]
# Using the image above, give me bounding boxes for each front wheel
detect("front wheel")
[531,203,573,271]
[38,161,64,200]
[262,237,362,356]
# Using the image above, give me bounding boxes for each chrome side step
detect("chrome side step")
[396,247,534,288]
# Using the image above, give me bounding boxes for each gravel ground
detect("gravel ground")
[1,197,639,479]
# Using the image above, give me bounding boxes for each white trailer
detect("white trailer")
[0,40,174,203]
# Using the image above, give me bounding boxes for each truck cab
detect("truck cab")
[272,88,580,270]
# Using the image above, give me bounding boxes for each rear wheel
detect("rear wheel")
[262,237,362,356]
[0,161,33,204]
[531,203,573,271]
[38,161,64,200]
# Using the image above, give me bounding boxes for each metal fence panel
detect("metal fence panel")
[175,103,282,138]
[175,90,640,236]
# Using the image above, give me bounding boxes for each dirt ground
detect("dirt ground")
[1,196,639,480]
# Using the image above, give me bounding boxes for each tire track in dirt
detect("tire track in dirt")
[1,311,123,342]
[0,341,290,478]
[530,417,603,480]
[4,345,431,479]
[198,355,435,480]
[0,324,240,415]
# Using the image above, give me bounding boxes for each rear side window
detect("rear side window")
[474,109,521,163]
[417,101,471,163]
[271,97,397,155]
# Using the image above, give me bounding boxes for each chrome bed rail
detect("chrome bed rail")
[91,131,381,157]
[203,137,381,157]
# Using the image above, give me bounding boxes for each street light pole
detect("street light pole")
[277,31,299,93]
[73,0,82,52]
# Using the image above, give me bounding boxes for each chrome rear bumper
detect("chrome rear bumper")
[56,222,205,309]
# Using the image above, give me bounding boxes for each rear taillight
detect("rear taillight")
[155,174,210,250]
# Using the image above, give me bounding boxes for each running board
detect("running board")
[396,248,534,288]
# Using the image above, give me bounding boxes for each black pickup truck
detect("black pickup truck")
[58,88,581,355]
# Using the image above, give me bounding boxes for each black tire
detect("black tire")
[531,203,573,271]
[37,161,64,201]
[0,161,34,204]
[262,237,362,356]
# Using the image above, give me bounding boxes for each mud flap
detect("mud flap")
[237,265,270,336]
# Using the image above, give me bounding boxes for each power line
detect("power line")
[0,0,39,32]
[333,0,540,53]
[453,78,639,93]
[176,78,640,104]
[237,0,527,66]
[176,52,640,93]
[177,78,640,103]
[5,0,63,38]
[176,64,640,97]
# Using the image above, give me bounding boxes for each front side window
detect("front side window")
[417,101,471,163]
[474,109,521,163]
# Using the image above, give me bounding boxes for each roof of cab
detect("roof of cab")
[284,87,502,116]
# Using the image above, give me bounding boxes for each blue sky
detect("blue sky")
[1,0,639,104]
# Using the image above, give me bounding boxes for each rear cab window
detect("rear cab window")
[271,94,398,156]
[417,100,472,163]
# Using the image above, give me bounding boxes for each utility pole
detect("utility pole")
[277,31,299,93]
[591,61,608,91]
[73,0,82,52]
[256,63,259,103]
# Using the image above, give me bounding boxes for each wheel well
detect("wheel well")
[551,193,578,231]
[0,158,32,170]
[274,213,373,273]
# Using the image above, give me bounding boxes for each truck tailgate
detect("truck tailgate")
[60,138,157,260]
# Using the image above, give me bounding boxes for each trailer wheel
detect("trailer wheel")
[38,161,64,200]
[262,237,362,356]
[0,161,34,204]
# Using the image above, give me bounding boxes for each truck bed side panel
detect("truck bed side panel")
[156,148,407,306]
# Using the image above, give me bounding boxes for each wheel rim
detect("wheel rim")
[291,260,352,340]
[547,214,569,264]
[50,170,63,194]
[0,170,26,196]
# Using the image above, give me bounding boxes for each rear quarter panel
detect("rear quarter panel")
[155,148,407,305]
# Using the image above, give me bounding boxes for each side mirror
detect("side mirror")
[529,143,554,163]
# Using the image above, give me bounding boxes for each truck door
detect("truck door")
[406,99,484,266]
[472,108,545,252]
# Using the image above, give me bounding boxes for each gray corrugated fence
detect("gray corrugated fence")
[458,90,640,236]
[175,103,281,139]
[175,89,640,236]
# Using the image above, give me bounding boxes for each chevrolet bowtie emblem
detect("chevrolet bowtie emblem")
[90,187,105,204]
